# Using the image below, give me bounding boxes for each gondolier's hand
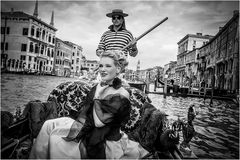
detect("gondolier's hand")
[129,38,138,57]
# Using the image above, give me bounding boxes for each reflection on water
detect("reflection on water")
[1,74,239,159]
[148,94,239,159]
[1,73,80,113]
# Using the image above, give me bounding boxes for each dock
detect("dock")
[147,84,238,103]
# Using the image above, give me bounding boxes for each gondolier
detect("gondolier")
[96,9,138,58]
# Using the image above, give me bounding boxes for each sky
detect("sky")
[1,0,239,70]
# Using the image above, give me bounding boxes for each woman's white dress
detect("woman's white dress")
[29,84,148,159]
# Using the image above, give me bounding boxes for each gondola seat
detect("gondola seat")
[45,81,178,155]
[2,81,179,159]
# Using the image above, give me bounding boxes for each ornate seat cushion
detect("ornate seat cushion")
[121,86,151,133]
[47,81,151,133]
[47,81,92,117]
[46,81,174,153]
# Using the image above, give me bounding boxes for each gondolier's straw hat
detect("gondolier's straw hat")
[106,9,128,17]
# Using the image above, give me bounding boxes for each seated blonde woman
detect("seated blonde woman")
[29,50,148,159]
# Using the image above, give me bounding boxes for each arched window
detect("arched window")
[41,45,44,54]
[42,30,45,40]
[36,28,40,38]
[230,59,233,71]
[52,36,55,44]
[51,49,54,57]
[29,42,34,52]
[224,62,227,73]
[47,48,50,57]
[31,26,35,36]
[49,34,51,43]
[12,59,15,68]
[35,44,39,53]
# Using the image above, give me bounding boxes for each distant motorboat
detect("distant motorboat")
[127,81,148,93]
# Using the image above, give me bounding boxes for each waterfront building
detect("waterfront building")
[176,33,214,86]
[214,10,239,93]
[125,69,135,81]
[54,38,72,77]
[195,10,239,96]
[146,66,160,83]
[1,4,57,74]
[82,60,99,71]
[208,10,239,93]
[185,49,199,87]
[198,42,211,88]
[138,70,147,81]
[65,41,84,77]
[157,66,164,81]
[164,61,177,84]
[80,59,99,79]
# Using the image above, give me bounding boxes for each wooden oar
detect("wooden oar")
[122,17,168,51]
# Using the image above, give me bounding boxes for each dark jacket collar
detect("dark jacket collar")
[108,24,125,32]
[87,84,97,101]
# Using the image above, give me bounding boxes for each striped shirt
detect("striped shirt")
[96,27,135,57]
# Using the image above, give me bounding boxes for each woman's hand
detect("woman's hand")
[96,49,104,57]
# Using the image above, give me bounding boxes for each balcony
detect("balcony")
[36,54,48,60]
[64,64,71,69]
[185,59,195,65]
[206,63,214,69]
[28,36,55,48]
[64,57,71,62]
[216,57,224,64]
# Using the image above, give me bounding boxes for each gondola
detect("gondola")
[1,80,197,159]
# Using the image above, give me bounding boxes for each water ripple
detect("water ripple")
[1,74,239,159]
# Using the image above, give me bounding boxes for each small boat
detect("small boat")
[128,81,148,93]
[1,80,197,159]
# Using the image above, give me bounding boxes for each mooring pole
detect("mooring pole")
[164,74,168,98]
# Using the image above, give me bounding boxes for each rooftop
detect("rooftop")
[1,11,57,31]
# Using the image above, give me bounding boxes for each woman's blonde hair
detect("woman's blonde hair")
[100,50,128,73]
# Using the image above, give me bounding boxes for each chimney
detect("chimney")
[11,8,14,14]
[33,0,38,17]
[196,33,202,36]
[50,11,54,26]
[233,10,239,16]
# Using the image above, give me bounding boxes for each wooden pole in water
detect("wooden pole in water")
[210,67,215,105]
[164,74,168,98]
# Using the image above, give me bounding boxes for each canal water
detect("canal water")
[1,73,239,159]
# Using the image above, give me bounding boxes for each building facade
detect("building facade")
[1,8,57,74]
[82,60,99,71]
[176,33,213,86]
[54,38,72,77]
[198,43,210,87]
[198,10,239,93]
[65,41,84,77]
[215,10,239,93]
[185,49,199,87]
